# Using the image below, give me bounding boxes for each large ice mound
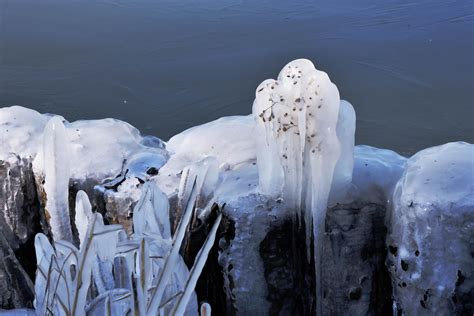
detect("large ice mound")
[388,141,474,315]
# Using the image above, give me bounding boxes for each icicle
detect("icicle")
[252,79,284,198]
[42,116,73,242]
[200,303,212,316]
[75,190,93,249]
[330,100,356,203]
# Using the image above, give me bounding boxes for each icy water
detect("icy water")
[0,0,473,155]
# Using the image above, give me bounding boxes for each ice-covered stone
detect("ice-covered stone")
[387,142,474,315]
[157,115,255,198]
[0,106,49,161]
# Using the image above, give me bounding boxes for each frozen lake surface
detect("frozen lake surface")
[0,0,473,155]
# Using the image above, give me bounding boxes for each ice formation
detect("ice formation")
[132,181,171,239]
[0,106,49,160]
[252,59,355,313]
[1,105,169,181]
[388,142,474,314]
[34,212,122,316]
[74,190,93,249]
[41,117,74,242]
[34,186,206,316]
[329,99,356,203]
[351,145,407,204]
[166,115,255,169]
[177,156,219,215]
[157,115,256,198]
[1,59,472,315]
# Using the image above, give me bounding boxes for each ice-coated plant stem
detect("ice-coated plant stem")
[171,212,222,316]
[147,179,198,315]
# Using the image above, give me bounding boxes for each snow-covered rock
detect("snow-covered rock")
[387,142,474,315]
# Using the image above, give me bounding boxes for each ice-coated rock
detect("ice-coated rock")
[387,142,474,315]
[34,116,168,181]
[0,106,49,161]
[157,115,255,199]
[350,145,407,205]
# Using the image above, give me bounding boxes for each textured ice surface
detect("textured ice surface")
[350,145,407,205]
[157,115,256,198]
[387,142,474,315]
[0,106,49,160]
[35,117,167,180]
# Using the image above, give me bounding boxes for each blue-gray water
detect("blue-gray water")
[1,0,473,155]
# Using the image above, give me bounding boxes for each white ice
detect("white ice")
[41,116,74,242]
[252,59,350,314]
[388,141,474,314]
[0,106,167,181]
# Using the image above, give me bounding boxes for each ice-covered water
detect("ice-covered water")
[0,0,473,154]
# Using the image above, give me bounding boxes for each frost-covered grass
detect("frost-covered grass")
[24,115,221,315]
[34,185,221,316]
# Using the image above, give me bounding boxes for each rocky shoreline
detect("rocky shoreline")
[0,59,472,315]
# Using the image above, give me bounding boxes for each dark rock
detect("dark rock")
[322,202,393,315]
[0,231,34,309]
